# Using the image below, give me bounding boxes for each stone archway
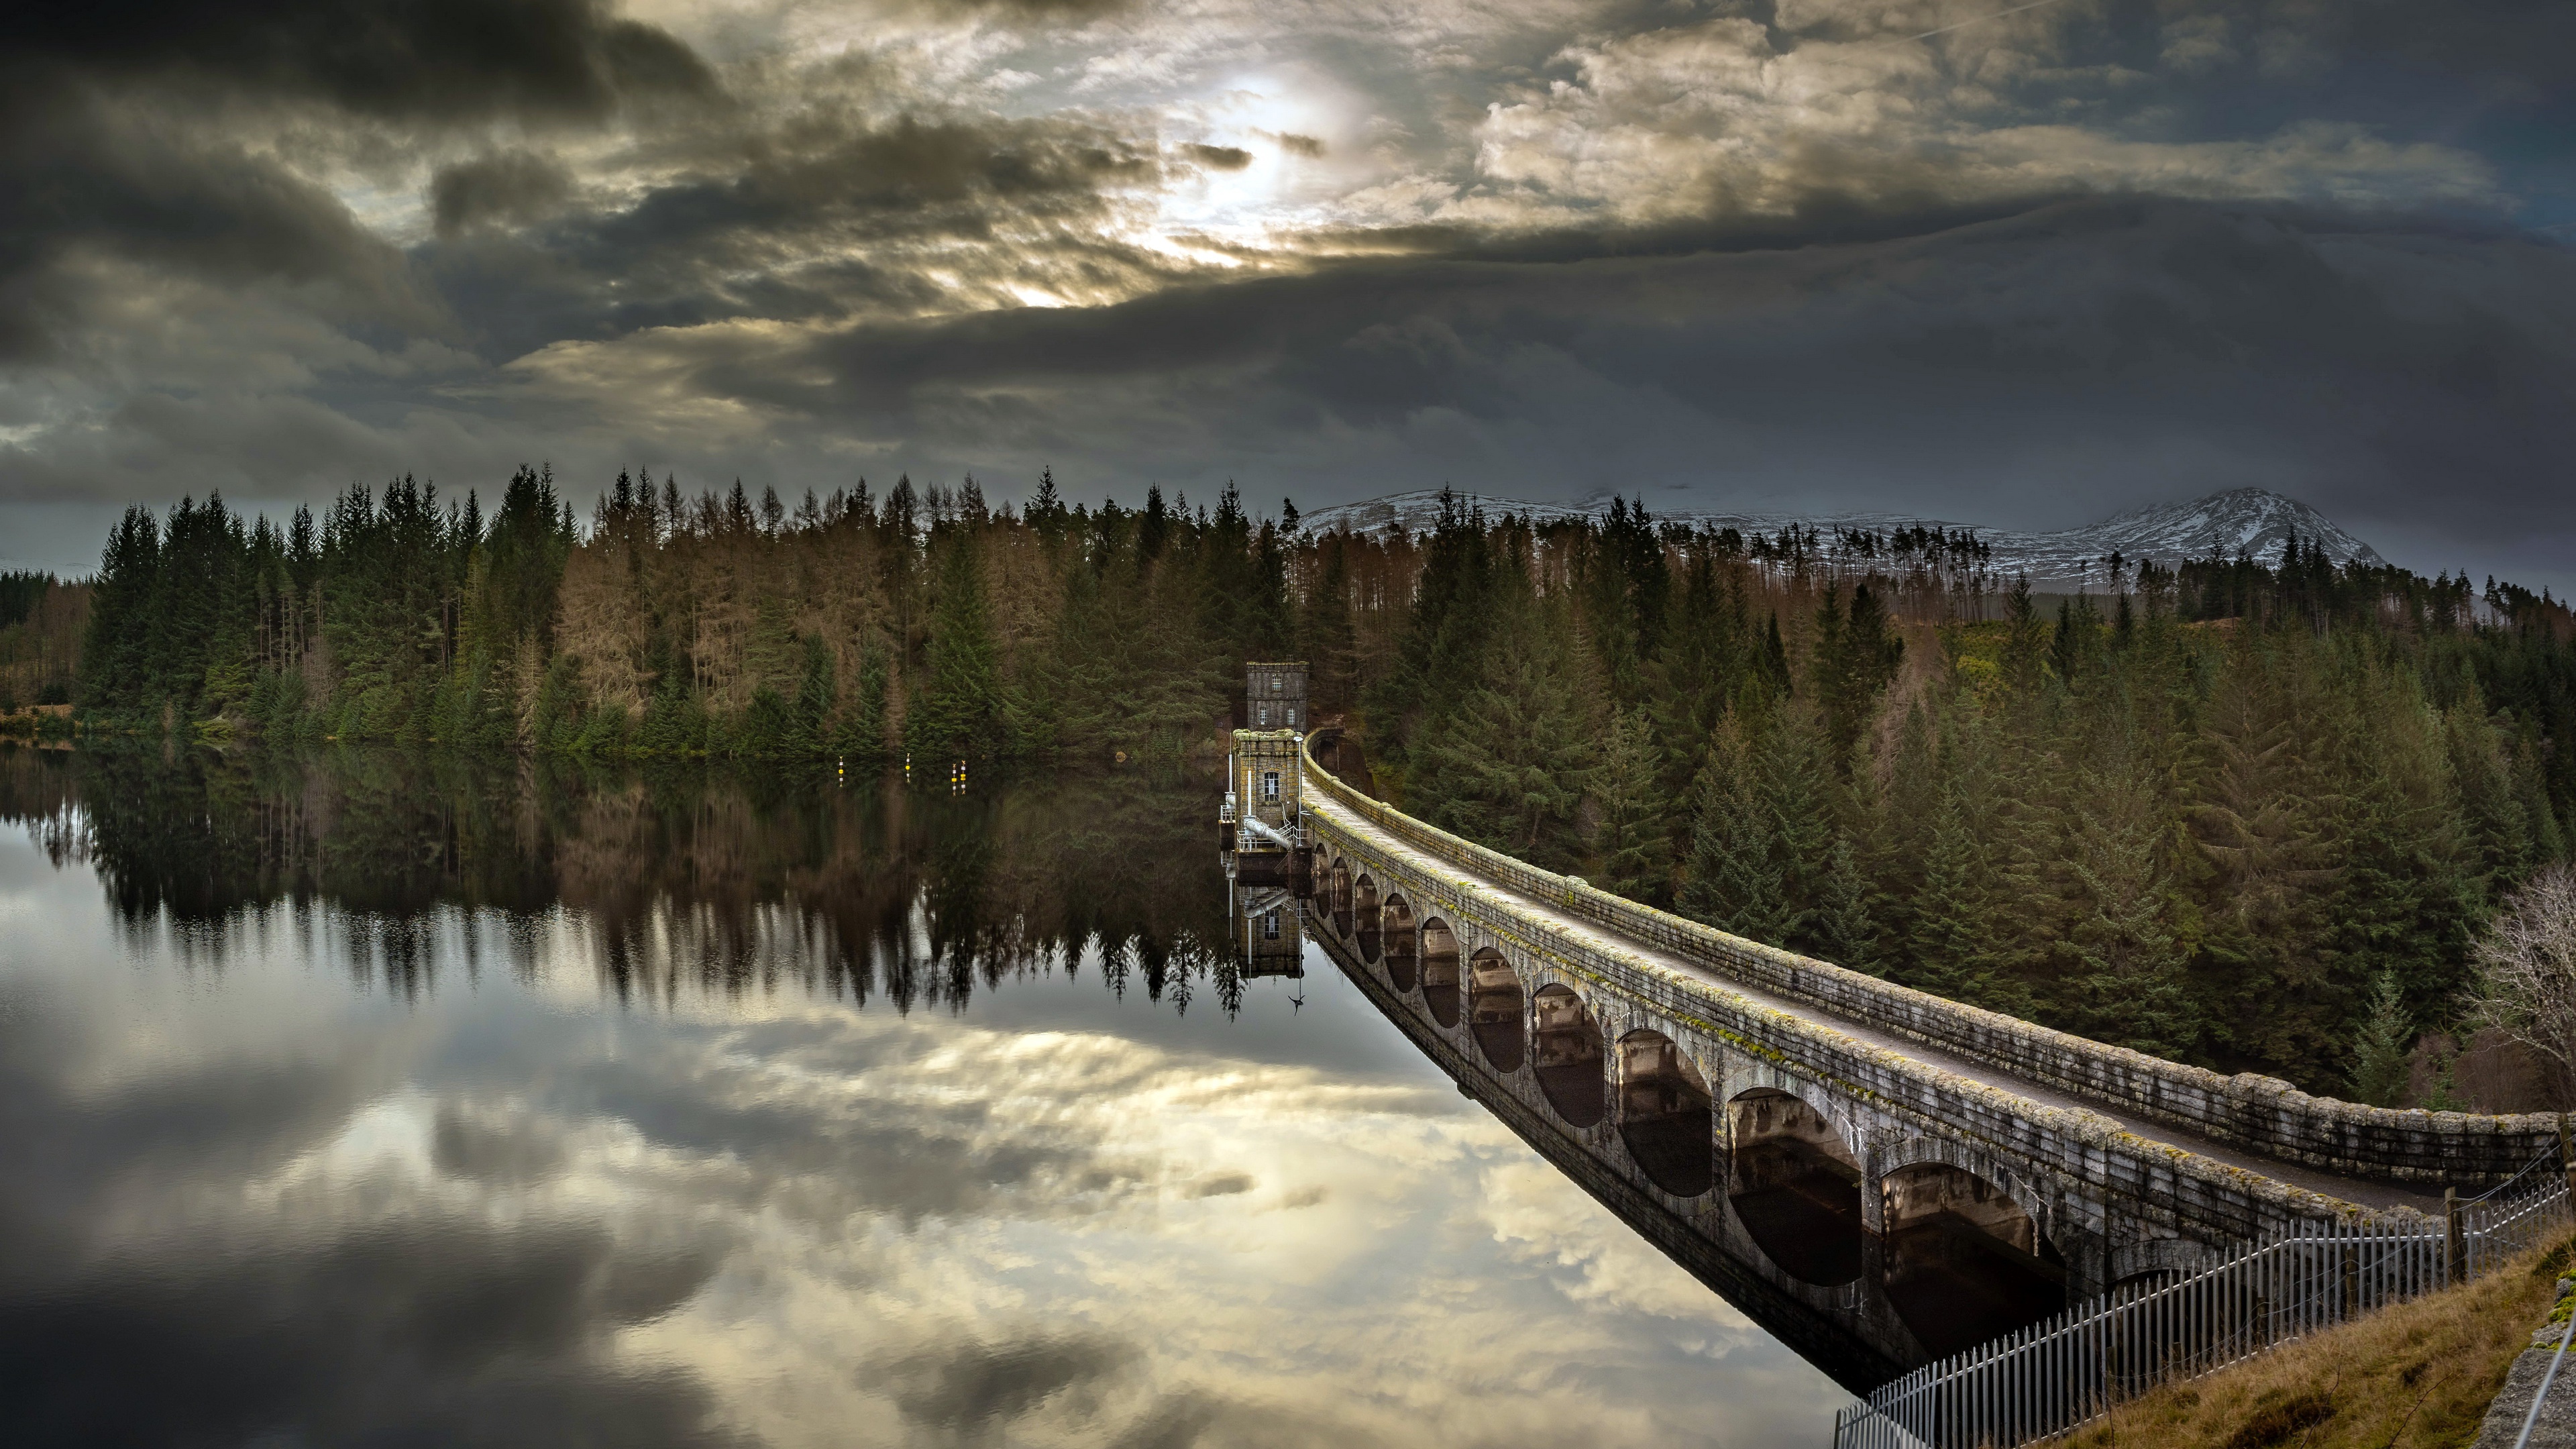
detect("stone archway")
[1727,1087,1864,1287]
[1354,873,1382,963]
[1327,857,1352,936]
[1879,1160,2067,1359]
[1617,1030,1713,1197]
[1532,983,1606,1128]
[1469,949,1523,1071]
[1419,919,1460,1027]
[1383,894,1418,992]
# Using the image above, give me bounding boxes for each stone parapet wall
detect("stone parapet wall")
[1305,794,2355,1250]
[1300,734,2555,1187]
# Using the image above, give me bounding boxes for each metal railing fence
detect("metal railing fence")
[1835,1148,2576,1449]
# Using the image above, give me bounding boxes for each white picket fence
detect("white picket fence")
[1835,1148,2576,1449]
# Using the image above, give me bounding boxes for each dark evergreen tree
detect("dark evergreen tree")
[1591,707,1670,902]
[1680,717,1789,943]
[906,531,999,759]
[1409,568,1590,870]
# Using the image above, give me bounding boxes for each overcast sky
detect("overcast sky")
[1,0,2570,586]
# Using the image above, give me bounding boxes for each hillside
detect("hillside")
[1297,486,2390,588]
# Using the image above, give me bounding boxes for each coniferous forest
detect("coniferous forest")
[50,472,2576,1104]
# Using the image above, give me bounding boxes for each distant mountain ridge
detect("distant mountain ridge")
[1295,487,2390,587]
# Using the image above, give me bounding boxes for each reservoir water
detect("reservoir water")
[0,745,1844,1448]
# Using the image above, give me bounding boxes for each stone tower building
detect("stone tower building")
[1244,659,1307,732]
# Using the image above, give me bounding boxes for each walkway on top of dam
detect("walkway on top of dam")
[1307,787,2446,1216]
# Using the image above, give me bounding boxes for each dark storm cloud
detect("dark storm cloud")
[1183,143,1254,171]
[934,0,1139,16]
[0,83,431,362]
[0,0,714,360]
[419,111,1171,361]
[668,199,2569,576]
[582,114,1156,259]
[0,0,714,124]
[433,150,578,238]
[2298,0,2576,93]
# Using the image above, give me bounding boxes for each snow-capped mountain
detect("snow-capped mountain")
[2074,490,2387,574]
[1295,487,2388,587]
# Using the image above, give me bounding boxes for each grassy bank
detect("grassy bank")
[2057,1235,2574,1449]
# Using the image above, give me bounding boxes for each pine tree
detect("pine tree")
[2447,688,2534,897]
[2328,663,2476,1029]
[1591,707,1670,902]
[1752,703,1835,951]
[638,675,708,756]
[1817,830,1880,971]
[1366,489,1497,780]
[741,684,794,757]
[792,633,836,756]
[906,534,999,759]
[1811,583,1904,773]
[1872,702,1940,942]
[2349,971,2414,1107]
[2000,574,2046,694]
[1298,540,1360,714]
[1643,546,1742,824]
[1409,574,1590,870]
[2188,633,2342,1067]
[834,640,891,761]
[1246,519,1294,659]
[1911,786,2016,1010]
[82,506,163,715]
[2061,757,2198,1058]
[1680,718,1790,943]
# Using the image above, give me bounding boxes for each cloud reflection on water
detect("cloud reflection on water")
[0,757,1839,1446]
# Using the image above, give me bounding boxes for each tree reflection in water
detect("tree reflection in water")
[0,743,1253,1016]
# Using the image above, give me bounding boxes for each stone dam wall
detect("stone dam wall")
[1300,734,2558,1189]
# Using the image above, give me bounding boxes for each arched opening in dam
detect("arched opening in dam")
[1419,918,1460,1028]
[1354,873,1381,963]
[1727,1088,1864,1287]
[1879,1162,2068,1359]
[1616,1030,1713,1197]
[1383,893,1417,992]
[1531,984,1606,1128]
[1468,949,1523,1071]
[1326,857,1352,936]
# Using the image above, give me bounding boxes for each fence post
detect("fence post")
[2560,1112,2573,1200]
[2446,1187,2465,1286]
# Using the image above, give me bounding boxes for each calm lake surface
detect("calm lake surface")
[0,745,1841,1448]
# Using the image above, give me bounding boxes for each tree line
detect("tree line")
[1364,495,2572,1104]
[0,569,85,719]
[65,472,2576,1099]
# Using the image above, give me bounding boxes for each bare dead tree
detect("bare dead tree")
[2469,863,2576,1094]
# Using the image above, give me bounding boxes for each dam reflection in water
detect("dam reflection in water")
[1293,892,2068,1383]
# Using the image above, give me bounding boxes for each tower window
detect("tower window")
[1263,910,1281,939]
[1261,770,1280,802]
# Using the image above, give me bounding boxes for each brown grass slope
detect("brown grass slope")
[2057,1236,2575,1449]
